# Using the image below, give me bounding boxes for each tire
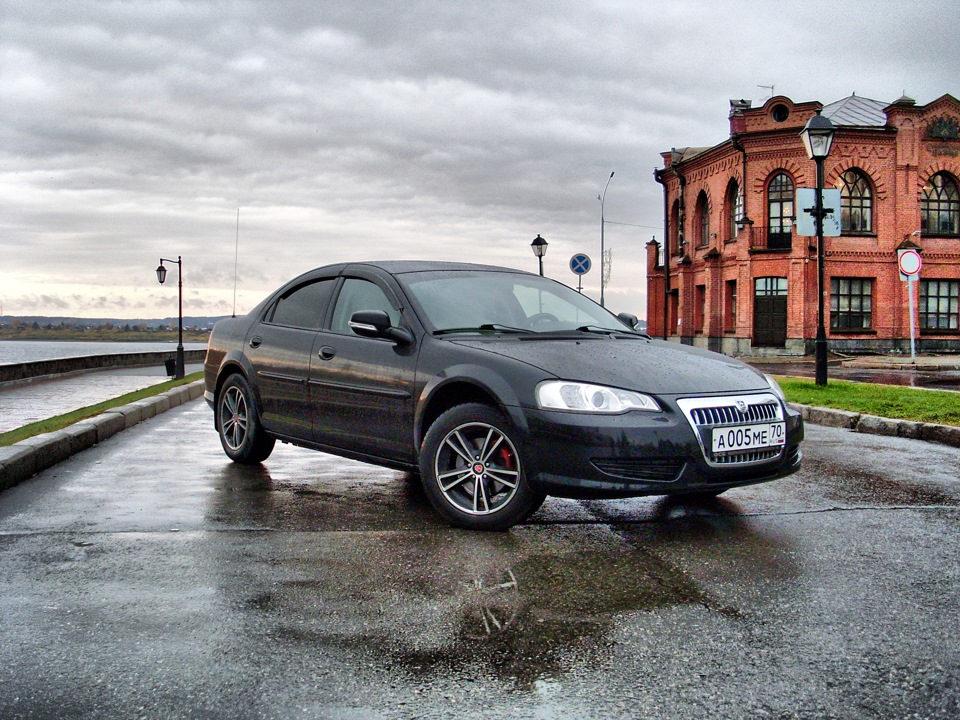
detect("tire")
[419,404,545,531]
[217,373,276,464]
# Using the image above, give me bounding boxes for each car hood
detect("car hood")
[449,335,770,396]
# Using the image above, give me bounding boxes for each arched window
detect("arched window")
[921,172,960,236]
[767,173,794,250]
[669,199,680,255]
[695,191,710,246]
[725,179,741,240]
[840,169,873,233]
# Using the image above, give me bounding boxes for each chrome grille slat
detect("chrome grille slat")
[711,449,782,465]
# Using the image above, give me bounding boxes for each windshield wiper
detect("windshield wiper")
[433,324,534,336]
[575,325,640,335]
[480,323,533,334]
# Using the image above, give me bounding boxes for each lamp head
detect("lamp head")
[156,263,167,284]
[530,234,548,258]
[800,110,836,160]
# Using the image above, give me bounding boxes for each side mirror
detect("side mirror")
[617,312,640,330]
[348,310,414,345]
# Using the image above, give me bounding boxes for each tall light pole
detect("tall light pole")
[598,171,615,307]
[800,110,836,387]
[530,234,548,276]
[156,255,184,380]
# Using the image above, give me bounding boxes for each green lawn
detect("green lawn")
[776,376,960,427]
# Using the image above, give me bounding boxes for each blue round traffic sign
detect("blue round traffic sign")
[570,253,592,275]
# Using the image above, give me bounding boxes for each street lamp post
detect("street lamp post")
[800,110,836,387]
[156,255,184,380]
[598,171,615,307]
[530,234,548,276]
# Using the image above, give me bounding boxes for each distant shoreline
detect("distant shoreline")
[0,330,210,343]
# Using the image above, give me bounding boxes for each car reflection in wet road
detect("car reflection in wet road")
[1,401,958,719]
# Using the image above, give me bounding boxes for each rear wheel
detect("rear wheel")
[217,374,275,464]
[420,404,545,531]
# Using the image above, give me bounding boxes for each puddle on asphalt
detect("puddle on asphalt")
[215,519,789,690]
[205,455,803,689]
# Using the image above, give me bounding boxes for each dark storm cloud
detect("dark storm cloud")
[1,0,957,317]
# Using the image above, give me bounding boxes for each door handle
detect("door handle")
[318,346,336,361]
[249,336,262,348]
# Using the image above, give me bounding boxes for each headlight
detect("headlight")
[764,373,786,401]
[536,381,661,413]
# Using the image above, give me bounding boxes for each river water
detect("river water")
[0,340,208,365]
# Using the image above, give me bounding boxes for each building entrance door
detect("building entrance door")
[753,277,787,347]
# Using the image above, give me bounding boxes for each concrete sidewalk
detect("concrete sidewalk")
[839,353,960,371]
[0,363,204,434]
[742,352,960,371]
[0,379,206,492]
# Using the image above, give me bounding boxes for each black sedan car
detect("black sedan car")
[204,261,802,530]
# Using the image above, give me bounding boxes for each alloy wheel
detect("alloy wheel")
[434,421,520,516]
[220,385,249,452]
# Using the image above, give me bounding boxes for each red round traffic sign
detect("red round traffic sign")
[898,249,922,276]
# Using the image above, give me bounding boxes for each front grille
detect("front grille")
[591,457,686,483]
[677,393,786,469]
[688,401,779,426]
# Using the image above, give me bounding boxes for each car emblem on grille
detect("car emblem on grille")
[735,400,747,414]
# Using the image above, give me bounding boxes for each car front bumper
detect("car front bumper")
[514,399,803,500]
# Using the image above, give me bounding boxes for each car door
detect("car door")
[309,275,419,463]
[244,277,337,439]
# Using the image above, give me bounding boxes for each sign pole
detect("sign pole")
[908,275,916,360]
[897,247,922,360]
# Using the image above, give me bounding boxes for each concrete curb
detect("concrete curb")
[792,403,960,448]
[0,380,205,492]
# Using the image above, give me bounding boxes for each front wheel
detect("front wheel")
[419,404,545,531]
[217,374,276,464]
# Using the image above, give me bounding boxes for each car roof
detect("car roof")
[274,260,535,296]
[341,260,529,276]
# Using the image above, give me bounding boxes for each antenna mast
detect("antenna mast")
[233,208,240,317]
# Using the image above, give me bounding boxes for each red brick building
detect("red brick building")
[648,93,960,356]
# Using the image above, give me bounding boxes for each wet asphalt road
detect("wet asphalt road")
[1,400,959,719]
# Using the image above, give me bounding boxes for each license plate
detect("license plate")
[711,422,785,454]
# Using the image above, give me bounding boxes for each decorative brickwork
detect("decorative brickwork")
[650,94,960,356]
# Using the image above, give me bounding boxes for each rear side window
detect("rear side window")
[269,279,336,329]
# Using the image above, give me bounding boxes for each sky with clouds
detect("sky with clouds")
[2,0,958,320]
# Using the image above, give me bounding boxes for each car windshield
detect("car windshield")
[399,270,636,335]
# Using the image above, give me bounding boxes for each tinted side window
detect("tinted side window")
[269,279,336,329]
[330,278,400,334]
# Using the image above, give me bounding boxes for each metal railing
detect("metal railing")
[749,227,794,252]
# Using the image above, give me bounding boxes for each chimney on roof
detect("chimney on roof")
[729,99,751,135]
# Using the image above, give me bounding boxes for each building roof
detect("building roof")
[820,94,889,126]
[671,146,712,163]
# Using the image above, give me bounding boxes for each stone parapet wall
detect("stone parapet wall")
[0,350,207,386]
